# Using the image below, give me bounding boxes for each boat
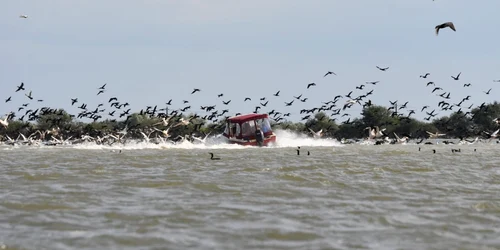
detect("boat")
[222,113,277,146]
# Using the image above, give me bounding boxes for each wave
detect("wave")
[0,129,343,150]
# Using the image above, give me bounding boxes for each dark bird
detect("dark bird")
[484,88,492,95]
[356,85,365,90]
[376,66,389,71]
[71,98,78,105]
[463,83,471,87]
[432,87,442,93]
[426,81,435,86]
[307,83,316,89]
[218,93,223,98]
[366,81,379,85]
[16,82,25,92]
[435,22,456,35]
[191,88,201,94]
[324,71,336,77]
[244,97,251,102]
[25,91,33,100]
[108,97,118,103]
[420,73,430,78]
[451,72,461,80]
[97,90,104,95]
[98,83,107,90]
[223,100,231,105]
[209,153,220,160]
[5,96,11,103]
[285,100,294,106]
[274,90,280,96]
[294,94,303,100]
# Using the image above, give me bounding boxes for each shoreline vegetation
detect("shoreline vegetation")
[1,102,499,146]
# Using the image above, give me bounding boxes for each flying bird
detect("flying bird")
[25,91,33,100]
[191,88,201,94]
[307,83,316,89]
[376,66,389,71]
[451,72,461,80]
[19,15,28,19]
[420,73,430,78]
[324,71,336,77]
[16,82,25,92]
[435,22,456,35]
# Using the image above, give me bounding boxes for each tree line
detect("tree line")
[1,102,499,141]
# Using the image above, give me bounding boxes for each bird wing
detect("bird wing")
[492,129,500,137]
[447,22,456,31]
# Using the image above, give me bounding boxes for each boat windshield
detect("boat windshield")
[256,118,271,133]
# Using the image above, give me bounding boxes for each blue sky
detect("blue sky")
[1,0,500,123]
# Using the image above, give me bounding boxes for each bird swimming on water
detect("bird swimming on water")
[209,152,220,160]
[435,22,456,35]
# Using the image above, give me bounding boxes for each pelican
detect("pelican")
[139,130,156,143]
[426,131,446,138]
[192,132,211,144]
[173,117,190,127]
[374,126,386,138]
[483,129,499,139]
[153,116,173,127]
[365,127,376,139]
[153,127,171,138]
[393,132,409,144]
[308,128,323,138]
[0,116,9,128]
[117,125,128,135]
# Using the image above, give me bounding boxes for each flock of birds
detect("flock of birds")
[1,66,499,149]
[4,11,499,151]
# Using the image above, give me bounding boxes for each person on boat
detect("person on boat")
[260,119,271,133]
[255,125,265,146]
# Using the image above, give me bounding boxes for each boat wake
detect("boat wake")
[0,129,343,150]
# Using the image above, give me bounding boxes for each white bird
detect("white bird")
[0,116,9,128]
[153,116,173,127]
[117,125,128,135]
[173,117,190,127]
[308,128,323,138]
[426,131,446,138]
[153,127,171,138]
[139,130,156,143]
[19,15,28,18]
[365,127,376,139]
[374,126,386,138]
[192,132,211,144]
[483,129,499,139]
[393,132,408,144]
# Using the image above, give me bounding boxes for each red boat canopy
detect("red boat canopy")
[227,113,269,123]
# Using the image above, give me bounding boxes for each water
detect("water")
[1,131,500,250]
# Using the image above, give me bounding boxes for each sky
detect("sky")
[1,0,500,123]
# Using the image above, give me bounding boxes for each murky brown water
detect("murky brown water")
[1,142,500,250]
